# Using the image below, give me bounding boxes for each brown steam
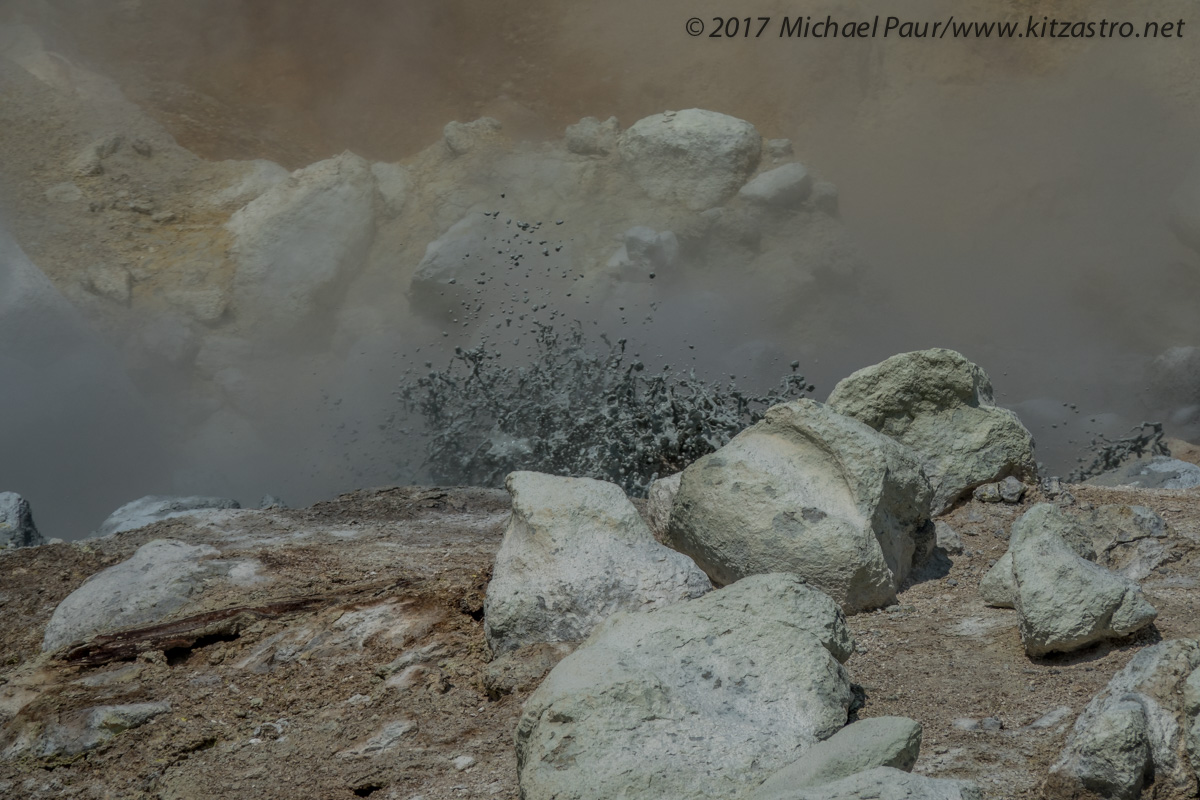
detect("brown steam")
[4,0,1200,535]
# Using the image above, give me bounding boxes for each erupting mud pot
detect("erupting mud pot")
[3,2,1200,799]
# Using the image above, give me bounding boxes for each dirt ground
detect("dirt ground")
[2,481,1200,799]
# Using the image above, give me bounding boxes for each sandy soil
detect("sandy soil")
[2,482,1200,799]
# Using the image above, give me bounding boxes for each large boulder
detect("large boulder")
[618,109,761,211]
[749,716,922,797]
[746,767,981,800]
[665,399,932,613]
[484,472,710,655]
[228,152,377,337]
[516,574,855,800]
[0,492,42,548]
[826,349,1036,514]
[43,539,228,652]
[93,495,241,538]
[1046,639,1200,800]
[1008,504,1157,657]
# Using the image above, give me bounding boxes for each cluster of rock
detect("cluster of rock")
[476,348,1046,797]
[16,343,1200,798]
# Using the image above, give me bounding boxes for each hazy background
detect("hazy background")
[3,0,1200,537]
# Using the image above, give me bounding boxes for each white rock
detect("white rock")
[43,540,227,652]
[750,716,923,796]
[739,162,813,208]
[1010,504,1157,657]
[935,521,963,555]
[747,766,981,800]
[827,349,1037,515]
[93,495,241,537]
[1086,455,1200,490]
[227,152,376,336]
[516,574,855,800]
[666,399,932,613]
[484,471,711,655]
[618,109,761,211]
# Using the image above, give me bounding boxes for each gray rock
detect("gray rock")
[935,521,963,555]
[978,551,1016,608]
[750,717,922,797]
[1010,504,1157,657]
[746,767,981,800]
[827,349,1037,515]
[1046,639,1200,800]
[739,162,813,208]
[565,116,619,155]
[666,399,932,613]
[370,161,410,217]
[36,702,171,757]
[998,475,1026,503]
[443,117,502,156]
[0,492,42,548]
[516,574,855,800]
[484,472,711,655]
[227,152,377,337]
[618,109,762,211]
[1086,455,1200,490]
[646,472,681,541]
[94,495,240,538]
[972,482,1002,503]
[43,539,230,652]
[1083,504,1172,580]
[258,494,286,510]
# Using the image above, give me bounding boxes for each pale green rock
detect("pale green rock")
[827,349,1035,514]
[749,717,922,798]
[666,399,931,613]
[516,574,855,800]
